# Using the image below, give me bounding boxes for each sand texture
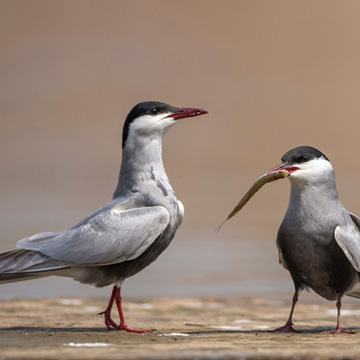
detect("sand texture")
[1,296,360,359]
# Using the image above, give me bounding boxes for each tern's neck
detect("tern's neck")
[287,174,340,216]
[113,136,167,198]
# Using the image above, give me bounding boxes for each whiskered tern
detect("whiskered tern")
[0,101,208,332]
[220,146,360,334]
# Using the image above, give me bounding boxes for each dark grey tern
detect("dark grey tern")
[0,101,208,332]
[220,146,360,334]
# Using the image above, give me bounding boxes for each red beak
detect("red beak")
[165,107,208,120]
[267,163,299,175]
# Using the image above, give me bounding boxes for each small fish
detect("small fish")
[215,169,289,232]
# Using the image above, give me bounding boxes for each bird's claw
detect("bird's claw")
[98,310,151,332]
[98,311,120,330]
[272,322,298,333]
[324,328,355,335]
[119,325,151,333]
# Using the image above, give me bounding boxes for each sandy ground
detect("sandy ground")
[1,296,360,359]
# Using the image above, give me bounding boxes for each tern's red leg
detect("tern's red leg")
[324,297,354,334]
[273,291,299,333]
[98,285,120,330]
[114,286,151,333]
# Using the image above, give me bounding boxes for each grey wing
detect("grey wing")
[17,205,170,266]
[334,212,360,272]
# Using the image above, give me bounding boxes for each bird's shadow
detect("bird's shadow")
[185,326,360,336]
[0,327,268,335]
[0,326,107,333]
[186,329,267,335]
[0,326,359,335]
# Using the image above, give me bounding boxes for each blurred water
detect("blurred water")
[0,227,293,299]
[2,0,360,308]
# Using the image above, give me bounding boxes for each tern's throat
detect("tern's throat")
[113,136,167,197]
[287,175,340,219]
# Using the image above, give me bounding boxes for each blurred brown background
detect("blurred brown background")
[1,0,360,299]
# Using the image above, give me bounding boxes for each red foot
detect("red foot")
[273,291,299,333]
[99,285,152,333]
[324,298,355,334]
[98,311,119,331]
[119,324,151,333]
[98,310,151,333]
[324,328,354,335]
[272,322,298,333]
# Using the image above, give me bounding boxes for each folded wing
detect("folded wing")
[334,213,360,272]
[16,205,170,268]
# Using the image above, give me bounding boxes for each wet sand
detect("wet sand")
[1,296,360,359]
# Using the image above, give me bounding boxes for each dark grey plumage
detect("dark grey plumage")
[269,146,360,333]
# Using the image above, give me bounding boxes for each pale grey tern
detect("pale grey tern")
[0,101,208,332]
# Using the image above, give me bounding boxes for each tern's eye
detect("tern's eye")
[297,154,309,163]
[150,108,159,115]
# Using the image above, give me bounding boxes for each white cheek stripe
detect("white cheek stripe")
[290,158,334,181]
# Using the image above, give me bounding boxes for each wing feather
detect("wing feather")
[334,213,360,272]
[17,205,170,267]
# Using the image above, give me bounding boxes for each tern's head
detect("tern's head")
[122,101,208,149]
[268,146,333,185]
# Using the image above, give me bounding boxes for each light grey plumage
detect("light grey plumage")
[269,146,360,333]
[0,101,208,332]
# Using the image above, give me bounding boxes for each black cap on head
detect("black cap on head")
[281,146,329,165]
[122,101,178,148]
